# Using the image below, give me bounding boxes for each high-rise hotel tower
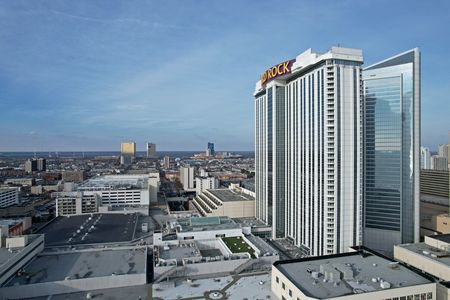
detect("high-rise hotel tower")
[254,47,363,256]
[362,49,420,255]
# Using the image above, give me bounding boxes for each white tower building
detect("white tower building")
[254,47,363,256]
[180,165,195,191]
[421,147,431,169]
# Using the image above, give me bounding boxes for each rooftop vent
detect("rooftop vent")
[380,281,391,289]
[388,262,400,269]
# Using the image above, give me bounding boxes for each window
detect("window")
[282,282,285,290]
[276,276,279,283]
[289,289,292,297]
[427,293,432,300]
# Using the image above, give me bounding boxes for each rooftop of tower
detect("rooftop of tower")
[254,46,363,95]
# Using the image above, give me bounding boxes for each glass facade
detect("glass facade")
[363,49,419,247]
[364,76,402,231]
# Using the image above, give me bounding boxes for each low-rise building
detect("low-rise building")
[76,173,160,206]
[1,246,148,299]
[193,184,255,218]
[420,169,450,235]
[152,215,278,283]
[432,214,450,234]
[4,177,35,186]
[30,181,64,194]
[0,187,19,208]
[153,216,247,245]
[395,234,450,281]
[0,217,32,236]
[195,175,219,195]
[272,247,436,300]
[62,170,86,183]
[395,234,450,300]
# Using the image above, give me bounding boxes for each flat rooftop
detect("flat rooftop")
[24,284,151,300]
[275,248,433,299]
[207,188,254,202]
[233,217,271,228]
[241,180,255,192]
[7,248,146,286]
[38,213,139,247]
[176,216,241,232]
[152,273,274,300]
[0,235,41,268]
[245,235,278,256]
[159,244,200,262]
[432,233,450,243]
[78,175,149,191]
[0,186,18,192]
[396,242,450,268]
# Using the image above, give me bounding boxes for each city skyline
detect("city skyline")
[1,1,449,151]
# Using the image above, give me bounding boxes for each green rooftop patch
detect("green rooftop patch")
[222,236,255,258]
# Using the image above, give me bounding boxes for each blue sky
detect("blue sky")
[0,0,449,151]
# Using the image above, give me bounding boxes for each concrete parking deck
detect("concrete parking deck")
[38,213,139,247]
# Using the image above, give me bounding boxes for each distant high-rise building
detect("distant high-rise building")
[121,142,136,156]
[24,159,37,173]
[180,165,195,191]
[207,142,215,157]
[254,47,363,256]
[431,155,448,171]
[147,143,156,158]
[37,158,46,172]
[438,144,450,169]
[163,156,171,169]
[362,48,421,255]
[420,147,431,169]
[120,142,136,165]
